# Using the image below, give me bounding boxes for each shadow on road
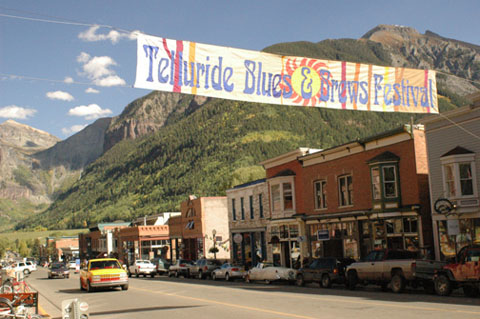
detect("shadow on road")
[139,275,480,308]
[50,305,203,319]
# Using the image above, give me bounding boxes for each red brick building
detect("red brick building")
[299,125,433,260]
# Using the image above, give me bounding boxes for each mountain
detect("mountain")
[10,25,480,230]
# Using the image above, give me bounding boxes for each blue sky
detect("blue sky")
[1,0,479,138]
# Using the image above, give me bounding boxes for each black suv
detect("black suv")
[296,257,355,288]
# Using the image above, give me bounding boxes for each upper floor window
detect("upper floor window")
[240,197,245,220]
[314,180,327,209]
[270,178,296,212]
[249,195,254,219]
[371,165,398,200]
[232,198,236,221]
[338,175,353,206]
[259,194,264,218]
[441,147,477,199]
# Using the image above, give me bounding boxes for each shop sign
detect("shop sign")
[447,219,460,236]
[233,233,243,244]
[317,230,330,241]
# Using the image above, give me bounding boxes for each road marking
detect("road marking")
[133,287,317,319]
[133,283,480,317]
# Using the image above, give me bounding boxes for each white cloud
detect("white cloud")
[85,87,100,94]
[64,77,74,84]
[93,75,126,87]
[77,53,126,87]
[46,91,74,101]
[78,25,140,44]
[68,104,112,120]
[62,124,87,135]
[0,105,36,119]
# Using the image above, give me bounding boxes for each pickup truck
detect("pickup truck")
[346,249,443,293]
[434,245,480,297]
[128,259,156,278]
[79,258,129,293]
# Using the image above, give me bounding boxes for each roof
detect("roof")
[271,169,296,177]
[441,146,474,157]
[231,178,266,190]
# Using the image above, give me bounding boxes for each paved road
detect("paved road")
[26,267,480,319]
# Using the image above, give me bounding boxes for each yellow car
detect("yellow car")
[80,258,129,292]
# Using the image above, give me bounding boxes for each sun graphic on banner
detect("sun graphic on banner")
[283,58,330,106]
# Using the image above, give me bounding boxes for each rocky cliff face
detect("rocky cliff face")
[361,24,480,95]
[0,120,60,203]
[104,91,208,151]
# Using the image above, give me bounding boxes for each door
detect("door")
[282,242,291,268]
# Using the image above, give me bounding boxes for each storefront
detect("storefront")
[435,215,480,259]
[231,230,266,268]
[269,222,300,267]
[306,211,425,260]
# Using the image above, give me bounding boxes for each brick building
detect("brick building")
[299,125,433,260]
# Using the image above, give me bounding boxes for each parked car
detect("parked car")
[189,259,222,279]
[346,249,429,293]
[245,262,297,284]
[211,263,246,281]
[80,258,129,292]
[433,245,480,297]
[128,260,157,278]
[48,262,70,279]
[296,257,355,288]
[168,259,195,278]
[25,261,37,272]
[150,258,171,276]
[13,261,33,275]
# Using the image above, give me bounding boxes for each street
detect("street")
[27,267,480,319]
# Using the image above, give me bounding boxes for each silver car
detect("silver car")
[211,263,246,281]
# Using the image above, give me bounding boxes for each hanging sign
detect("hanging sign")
[135,33,438,114]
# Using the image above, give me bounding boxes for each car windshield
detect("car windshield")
[51,263,64,269]
[90,260,121,270]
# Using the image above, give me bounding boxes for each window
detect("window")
[283,183,293,209]
[383,166,398,198]
[249,195,254,219]
[240,197,245,220]
[338,175,353,206]
[271,185,281,211]
[371,165,398,200]
[259,194,264,218]
[232,199,236,221]
[441,150,477,199]
[371,167,381,200]
[314,180,327,209]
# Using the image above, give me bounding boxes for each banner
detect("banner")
[135,34,438,114]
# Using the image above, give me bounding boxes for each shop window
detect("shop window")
[338,175,353,206]
[289,224,299,238]
[270,226,279,237]
[403,217,418,233]
[314,180,327,209]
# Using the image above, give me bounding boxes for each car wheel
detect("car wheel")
[128,271,132,278]
[435,274,452,296]
[66,275,70,279]
[121,284,129,291]
[197,271,203,280]
[295,274,304,287]
[225,273,231,281]
[212,273,217,280]
[136,271,139,278]
[264,279,271,285]
[347,271,357,290]
[86,281,94,293]
[151,273,155,278]
[23,269,30,276]
[390,274,405,293]
[80,279,85,291]
[463,285,479,297]
[321,274,332,288]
